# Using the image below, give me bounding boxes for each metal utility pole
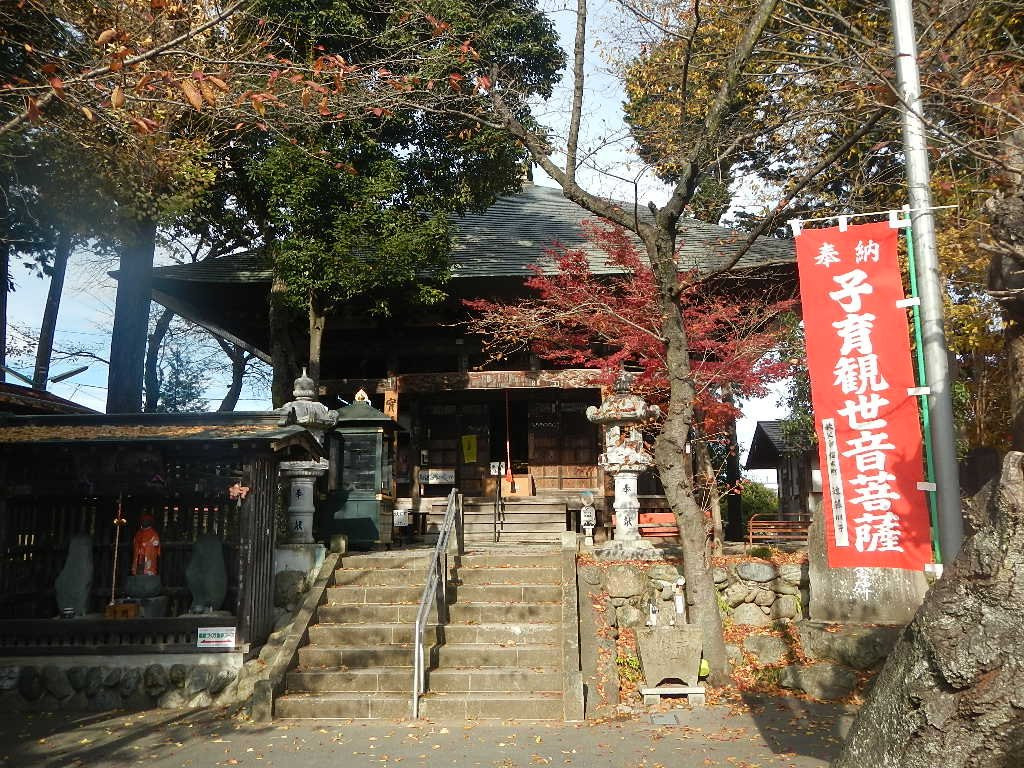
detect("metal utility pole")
[890,0,964,562]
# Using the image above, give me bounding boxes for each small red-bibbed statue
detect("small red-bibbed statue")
[132,512,161,577]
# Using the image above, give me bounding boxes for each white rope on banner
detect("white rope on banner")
[789,204,958,237]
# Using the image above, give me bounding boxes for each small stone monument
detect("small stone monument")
[587,372,661,559]
[185,533,228,613]
[637,625,704,705]
[55,534,93,617]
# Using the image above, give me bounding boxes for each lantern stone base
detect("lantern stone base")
[274,543,325,578]
[593,540,663,561]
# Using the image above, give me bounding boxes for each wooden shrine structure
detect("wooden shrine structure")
[0,411,322,657]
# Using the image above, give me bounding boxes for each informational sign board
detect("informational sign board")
[580,504,597,528]
[489,462,506,477]
[393,508,411,527]
[795,220,931,570]
[418,468,455,484]
[197,626,236,649]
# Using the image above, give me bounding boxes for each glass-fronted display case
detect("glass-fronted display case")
[324,391,401,547]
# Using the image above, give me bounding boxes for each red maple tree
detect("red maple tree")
[466,220,795,435]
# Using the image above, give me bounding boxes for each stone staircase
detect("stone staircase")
[425,497,568,544]
[274,545,576,721]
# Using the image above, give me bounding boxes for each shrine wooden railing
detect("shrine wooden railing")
[0,616,240,655]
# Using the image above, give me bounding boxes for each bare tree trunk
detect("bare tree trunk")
[143,307,174,412]
[269,273,298,407]
[106,217,156,413]
[832,452,1024,768]
[308,296,326,390]
[32,230,72,389]
[215,337,247,411]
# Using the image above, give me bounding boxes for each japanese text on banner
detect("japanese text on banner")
[795,221,932,570]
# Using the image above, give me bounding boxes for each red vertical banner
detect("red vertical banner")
[795,221,932,570]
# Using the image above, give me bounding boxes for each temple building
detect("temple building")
[150,183,796,540]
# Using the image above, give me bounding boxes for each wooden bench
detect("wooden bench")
[747,514,812,546]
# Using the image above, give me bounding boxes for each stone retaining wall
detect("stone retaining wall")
[0,661,240,711]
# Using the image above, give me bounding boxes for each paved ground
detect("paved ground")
[1,697,854,768]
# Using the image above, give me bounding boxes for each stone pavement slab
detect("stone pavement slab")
[0,696,854,768]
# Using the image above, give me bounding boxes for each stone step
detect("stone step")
[428,510,567,524]
[308,623,441,646]
[434,643,560,668]
[418,691,562,721]
[326,584,424,604]
[456,551,559,568]
[450,584,560,603]
[449,601,561,624]
[339,553,434,570]
[452,566,560,585]
[333,568,428,586]
[287,667,413,693]
[275,692,410,720]
[297,645,415,668]
[308,618,560,646]
[457,521,567,534]
[440,622,560,645]
[426,667,560,693]
[318,603,428,623]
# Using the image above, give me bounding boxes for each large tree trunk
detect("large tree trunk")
[143,307,173,411]
[308,296,326,389]
[832,452,1024,768]
[32,230,72,389]
[693,429,724,556]
[987,129,1024,449]
[649,234,729,684]
[269,273,299,407]
[722,386,745,540]
[106,217,156,413]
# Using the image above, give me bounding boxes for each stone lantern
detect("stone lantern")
[277,369,336,546]
[587,372,661,548]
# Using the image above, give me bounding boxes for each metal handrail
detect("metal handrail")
[411,489,463,718]
[493,474,503,543]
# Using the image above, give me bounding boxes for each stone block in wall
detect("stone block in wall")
[736,562,778,583]
[144,664,169,696]
[771,595,801,620]
[732,603,771,626]
[168,664,189,688]
[722,582,747,608]
[18,667,43,701]
[742,634,791,665]
[42,666,74,700]
[797,621,902,670]
[779,663,857,700]
[603,565,647,598]
[616,605,645,628]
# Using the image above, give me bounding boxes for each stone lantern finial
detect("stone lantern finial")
[293,367,316,401]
